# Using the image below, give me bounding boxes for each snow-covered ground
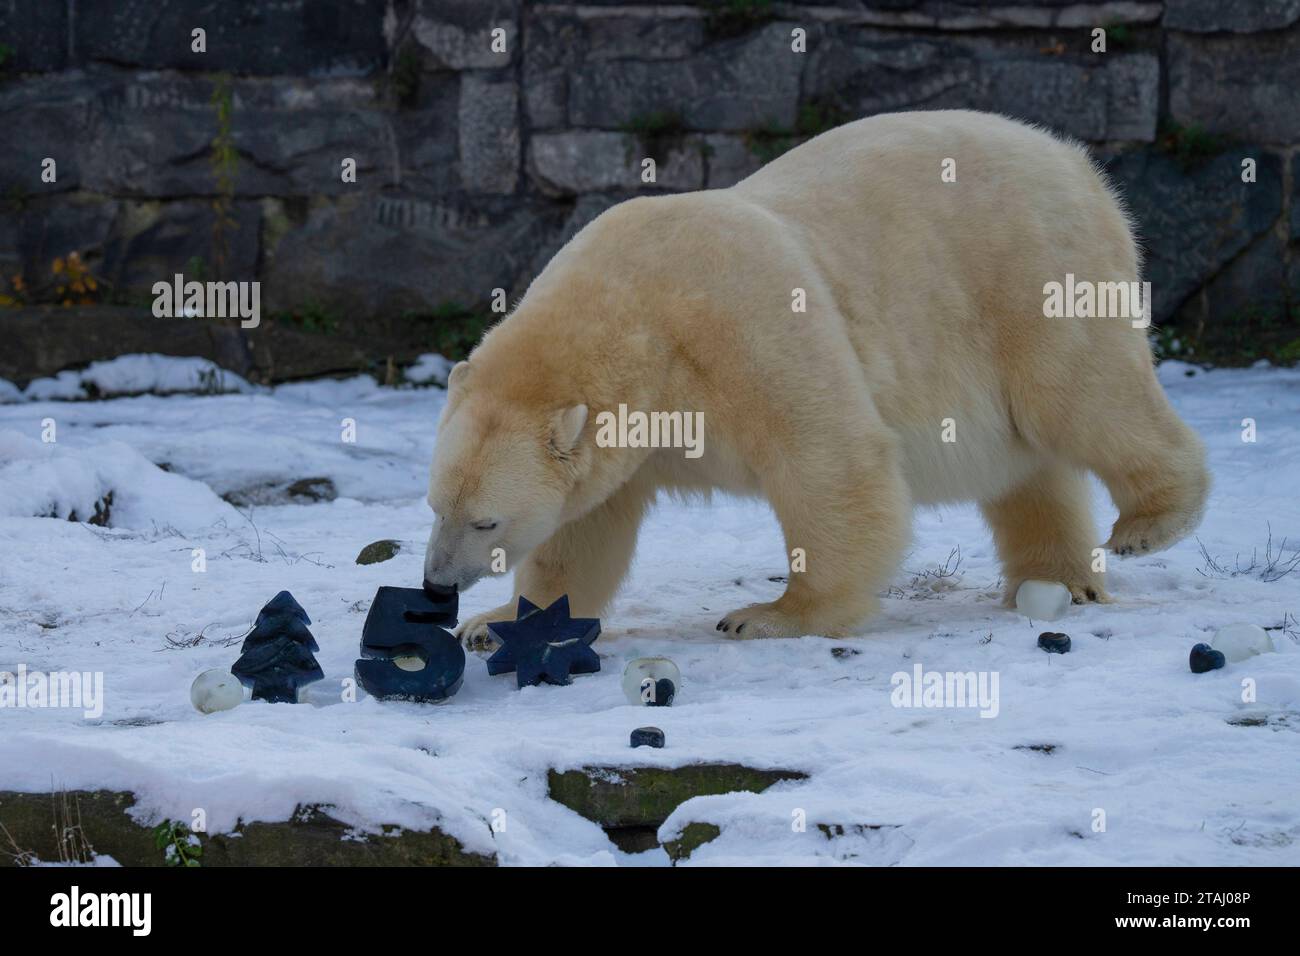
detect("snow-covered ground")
[1,357,1298,866]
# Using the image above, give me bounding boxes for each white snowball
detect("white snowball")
[1211,623,1273,663]
[621,657,681,705]
[190,669,243,714]
[1014,580,1071,622]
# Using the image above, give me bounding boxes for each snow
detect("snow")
[0,429,237,529]
[0,357,1298,866]
[4,354,253,403]
[404,353,455,386]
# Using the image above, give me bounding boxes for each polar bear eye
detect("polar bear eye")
[471,520,499,532]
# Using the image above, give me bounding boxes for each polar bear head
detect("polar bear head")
[423,361,589,592]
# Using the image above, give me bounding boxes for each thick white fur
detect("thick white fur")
[425,110,1209,642]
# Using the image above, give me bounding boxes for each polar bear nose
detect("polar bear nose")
[423,580,457,601]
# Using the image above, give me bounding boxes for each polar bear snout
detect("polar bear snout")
[423,521,489,593]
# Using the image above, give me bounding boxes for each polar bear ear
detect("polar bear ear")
[447,361,470,391]
[548,404,588,460]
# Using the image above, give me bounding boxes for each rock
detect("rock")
[1189,643,1227,673]
[1293,155,1300,242]
[392,73,462,195]
[546,764,807,830]
[101,199,262,291]
[0,1,69,71]
[526,193,627,279]
[520,4,707,129]
[74,0,388,76]
[286,477,336,502]
[568,22,801,132]
[356,539,403,565]
[1105,149,1283,323]
[261,192,567,319]
[528,131,704,196]
[223,477,338,507]
[1169,31,1300,141]
[702,134,764,188]
[405,0,519,70]
[2,194,121,286]
[0,791,493,866]
[831,646,860,659]
[0,191,261,302]
[1165,0,1300,33]
[519,16,573,130]
[458,74,520,195]
[0,72,399,200]
[0,74,90,194]
[662,822,721,863]
[68,491,113,527]
[805,28,1158,143]
[787,2,1159,30]
[1192,231,1291,330]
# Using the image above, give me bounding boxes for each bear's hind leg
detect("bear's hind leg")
[1013,360,1210,559]
[979,462,1107,605]
[1093,395,1209,558]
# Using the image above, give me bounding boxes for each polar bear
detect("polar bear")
[424,110,1209,642]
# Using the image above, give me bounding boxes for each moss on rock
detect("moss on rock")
[356,538,402,565]
[0,791,493,867]
[547,763,806,829]
[663,822,722,862]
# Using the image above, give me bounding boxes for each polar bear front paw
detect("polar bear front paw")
[456,607,513,653]
[716,602,806,639]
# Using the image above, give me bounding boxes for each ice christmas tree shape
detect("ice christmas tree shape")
[231,591,324,703]
[486,595,601,688]
[355,584,465,702]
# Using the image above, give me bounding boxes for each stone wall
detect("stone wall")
[2,0,1298,334]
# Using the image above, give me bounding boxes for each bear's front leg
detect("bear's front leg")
[458,601,521,652]
[718,430,910,639]
[456,477,654,650]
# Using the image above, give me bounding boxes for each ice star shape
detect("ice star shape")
[486,596,601,688]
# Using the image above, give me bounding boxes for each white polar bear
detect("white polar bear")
[423,110,1209,642]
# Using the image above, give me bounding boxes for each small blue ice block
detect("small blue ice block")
[355,585,465,702]
[232,590,325,703]
[647,678,676,706]
[363,585,459,638]
[1037,632,1071,654]
[232,638,325,703]
[240,590,318,652]
[256,590,311,628]
[630,727,665,749]
[1189,642,1226,674]
[485,595,601,688]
